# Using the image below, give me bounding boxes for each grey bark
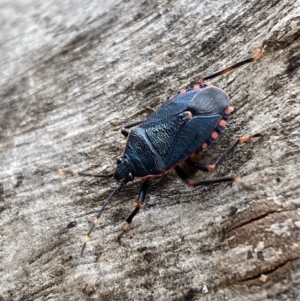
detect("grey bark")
[1,0,300,300]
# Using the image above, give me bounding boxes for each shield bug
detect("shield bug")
[59,42,266,255]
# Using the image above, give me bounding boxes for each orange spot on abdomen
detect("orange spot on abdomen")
[201,142,208,149]
[211,131,219,139]
[219,119,227,127]
[224,107,231,115]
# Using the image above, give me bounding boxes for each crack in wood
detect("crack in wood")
[234,257,300,286]
[227,208,286,233]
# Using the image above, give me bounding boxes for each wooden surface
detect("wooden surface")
[1,0,300,300]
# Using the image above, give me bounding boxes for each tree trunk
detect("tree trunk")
[1,0,300,300]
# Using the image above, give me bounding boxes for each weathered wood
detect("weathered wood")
[1,0,300,300]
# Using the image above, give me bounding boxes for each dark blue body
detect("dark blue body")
[123,86,229,177]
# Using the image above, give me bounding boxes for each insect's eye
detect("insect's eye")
[127,173,134,181]
[116,158,122,165]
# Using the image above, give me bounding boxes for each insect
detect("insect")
[59,42,266,255]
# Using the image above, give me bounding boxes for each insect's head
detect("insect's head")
[114,157,134,183]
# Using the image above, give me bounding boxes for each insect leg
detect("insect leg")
[121,120,144,137]
[57,168,113,178]
[175,165,253,190]
[81,183,122,255]
[117,178,150,242]
[198,41,267,83]
[186,133,262,172]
